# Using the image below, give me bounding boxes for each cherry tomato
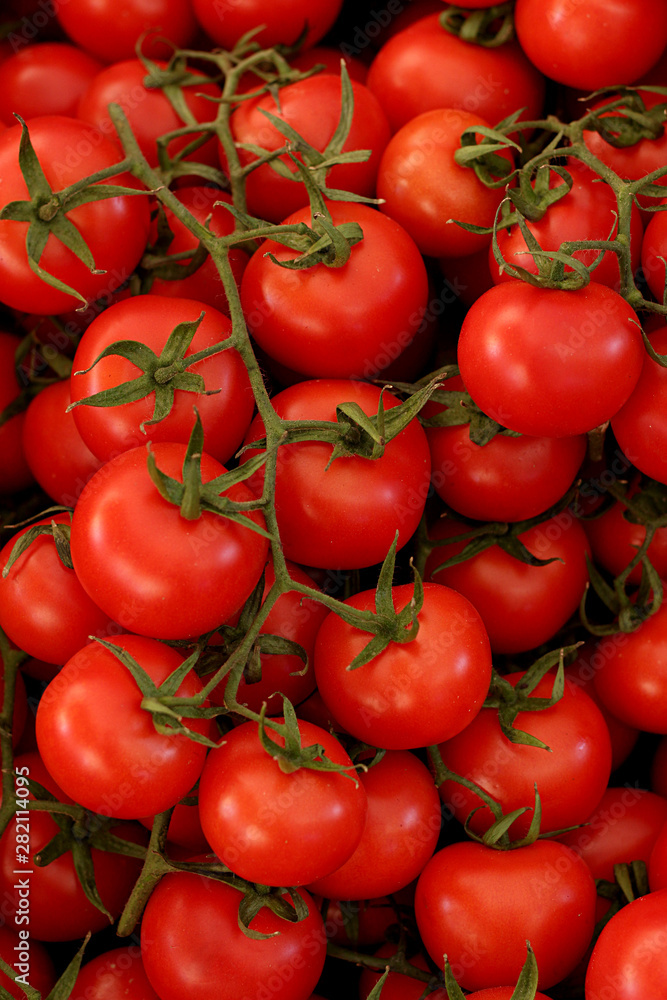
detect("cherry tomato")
[56,0,199,64]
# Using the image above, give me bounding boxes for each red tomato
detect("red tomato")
[582,477,667,584]
[358,943,448,1000]
[306,749,441,901]
[35,633,213,819]
[314,581,491,749]
[424,512,591,654]
[69,294,255,466]
[190,0,343,52]
[641,202,667,301]
[76,58,221,170]
[514,0,667,90]
[240,379,432,570]
[0,512,119,665]
[140,792,211,855]
[0,925,56,1000]
[0,115,151,315]
[366,12,545,134]
[592,595,667,733]
[457,280,645,437]
[0,750,146,941]
[611,322,667,485]
[0,42,102,125]
[228,74,390,224]
[322,897,398,949]
[415,838,597,991]
[55,0,199,63]
[377,108,513,258]
[436,670,612,840]
[70,946,161,1000]
[197,717,367,886]
[289,47,369,84]
[69,442,269,640]
[21,379,103,506]
[0,330,34,494]
[585,887,667,1000]
[240,201,428,380]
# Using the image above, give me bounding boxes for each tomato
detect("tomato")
[592,595,667,733]
[463,992,552,1000]
[55,0,199,63]
[35,633,213,819]
[0,41,102,126]
[322,897,398,949]
[240,201,428,380]
[514,0,667,90]
[289,47,369,84]
[490,162,644,290]
[306,749,441,901]
[424,512,591,654]
[0,329,34,495]
[436,670,612,840]
[0,750,146,941]
[209,557,329,717]
[21,379,103,506]
[198,717,367,886]
[228,74,390,224]
[240,379,432,570]
[145,187,249,315]
[377,108,513,258]
[611,322,667,485]
[457,280,644,437]
[140,791,211,855]
[585,887,667,1000]
[313,581,491,750]
[69,294,255,466]
[424,376,587,523]
[582,477,667,584]
[71,946,161,1000]
[358,943,448,1000]
[640,201,667,302]
[0,115,151,316]
[76,58,222,170]
[0,512,120,665]
[190,0,343,52]
[0,925,56,1000]
[415,838,597,991]
[69,442,269,640]
[366,12,545,135]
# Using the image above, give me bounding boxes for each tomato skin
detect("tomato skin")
[611,323,667,485]
[55,0,198,63]
[0,115,151,316]
[35,633,213,819]
[306,749,441,901]
[366,12,545,135]
[640,203,667,302]
[229,75,390,224]
[70,947,161,1000]
[314,581,491,750]
[69,294,255,466]
[457,280,644,437]
[191,0,343,52]
[377,108,512,259]
[436,671,612,840]
[240,201,428,380]
[582,479,667,585]
[241,380,432,570]
[0,925,56,1000]
[198,717,367,886]
[415,838,597,991]
[585,887,667,1000]
[0,513,119,665]
[514,0,667,90]
[425,512,591,654]
[70,442,269,641]
[0,42,102,125]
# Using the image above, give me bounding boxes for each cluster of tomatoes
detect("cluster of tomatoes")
[2,0,667,998]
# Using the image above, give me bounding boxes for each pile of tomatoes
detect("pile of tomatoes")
[2,0,667,997]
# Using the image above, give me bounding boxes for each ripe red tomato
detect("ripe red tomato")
[514,0,667,90]
[306,749,441,901]
[641,202,667,301]
[71,946,161,1000]
[0,115,151,315]
[314,581,491,749]
[415,838,597,991]
[0,925,56,1000]
[240,379,432,570]
[228,74,390,224]
[424,512,591,654]
[69,294,255,466]
[457,280,645,437]
[366,12,545,134]
[240,201,428,380]
[377,108,513,258]
[197,717,368,886]
[190,0,343,52]
[35,633,214,819]
[69,442,269,640]
[436,670,612,840]
[358,943,448,1000]
[611,322,667,485]
[582,476,667,584]
[0,42,102,125]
